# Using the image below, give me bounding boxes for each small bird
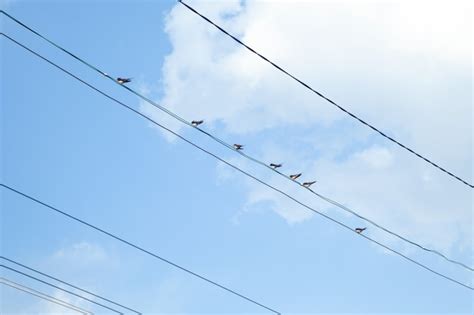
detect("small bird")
[355,227,367,234]
[233,144,244,150]
[191,120,204,126]
[116,77,132,84]
[270,163,282,169]
[302,181,316,188]
[289,173,302,180]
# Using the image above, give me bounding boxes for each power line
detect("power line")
[1,34,472,291]
[176,0,473,189]
[0,11,470,273]
[0,256,140,314]
[1,277,93,315]
[0,187,280,314]
[1,264,123,314]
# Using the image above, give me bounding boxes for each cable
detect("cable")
[0,256,140,314]
[1,265,123,314]
[2,11,468,271]
[2,184,473,295]
[1,277,93,315]
[0,12,470,272]
[0,34,471,291]
[176,0,473,189]
[0,185,280,315]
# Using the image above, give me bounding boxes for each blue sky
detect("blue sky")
[1,0,472,314]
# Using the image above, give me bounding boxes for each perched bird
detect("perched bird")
[191,120,204,126]
[289,173,302,180]
[116,77,132,84]
[355,227,367,234]
[233,144,244,150]
[270,163,282,169]
[302,181,316,188]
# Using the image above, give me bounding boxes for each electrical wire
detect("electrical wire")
[0,11,470,272]
[1,265,123,314]
[0,184,280,315]
[0,256,140,314]
[1,277,93,315]
[176,0,473,189]
[0,33,472,291]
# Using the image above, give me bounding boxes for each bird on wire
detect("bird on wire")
[191,120,204,126]
[116,77,132,84]
[233,144,244,150]
[355,227,367,234]
[289,173,302,180]
[302,181,317,188]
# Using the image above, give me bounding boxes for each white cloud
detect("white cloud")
[142,0,472,256]
[52,241,108,266]
[354,146,394,169]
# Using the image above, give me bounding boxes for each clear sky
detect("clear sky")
[1,0,472,314]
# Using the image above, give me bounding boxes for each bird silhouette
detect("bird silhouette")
[270,163,282,169]
[355,227,367,234]
[289,173,302,180]
[233,144,244,150]
[116,77,132,84]
[302,181,316,188]
[191,120,204,126]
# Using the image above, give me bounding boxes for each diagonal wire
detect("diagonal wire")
[0,11,470,272]
[177,0,473,189]
[0,34,472,291]
[0,184,281,314]
[1,265,124,314]
[0,256,141,314]
[1,277,93,315]
[2,181,473,295]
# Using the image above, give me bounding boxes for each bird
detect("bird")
[116,77,132,84]
[302,181,316,188]
[289,173,302,180]
[233,144,244,150]
[270,163,282,169]
[191,120,204,126]
[355,227,367,234]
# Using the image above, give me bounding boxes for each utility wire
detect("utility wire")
[177,0,473,189]
[1,277,93,315]
[0,256,140,314]
[1,265,124,314]
[0,184,280,315]
[0,34,472,291]
[0,11,470,272]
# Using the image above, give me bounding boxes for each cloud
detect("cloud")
[144,0,472,138]
[142,0,472,256]
[354,146,394,170]
[52,241,108,266]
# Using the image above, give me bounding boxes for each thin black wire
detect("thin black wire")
[0,34,472,291]
[0,11,470,272]
[1,277,92,315]
[1,265,123,314]
[0,184,280,315]
[0,256,140,314]
[176,0,473,189]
